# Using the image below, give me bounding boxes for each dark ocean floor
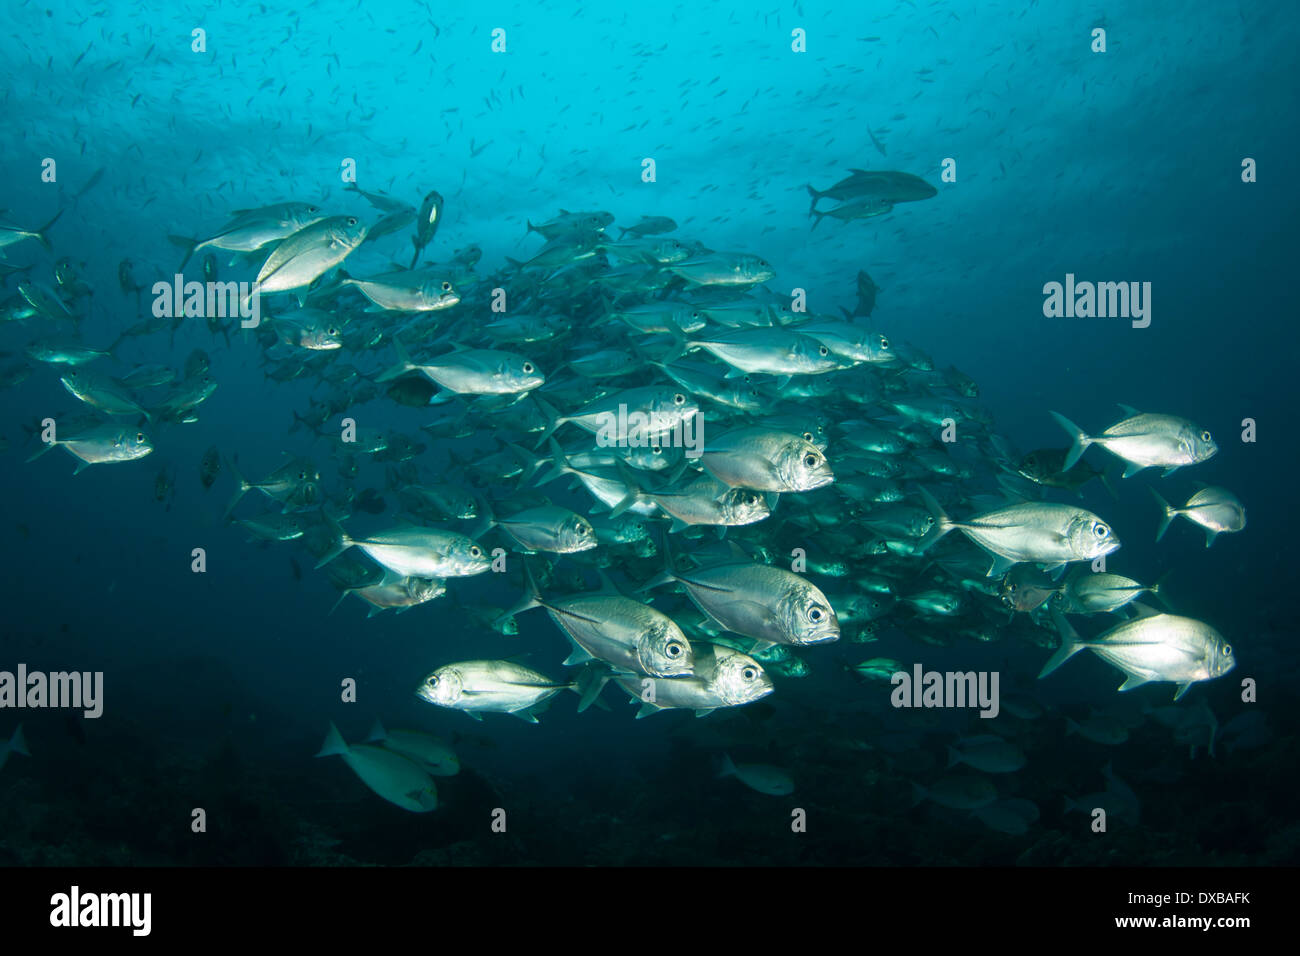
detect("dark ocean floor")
[3,693,1296,866]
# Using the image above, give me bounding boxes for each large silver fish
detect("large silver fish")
[1051,407,1218,477]
[1040,608,1235,701]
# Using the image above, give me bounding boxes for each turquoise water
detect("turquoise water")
[0,1,1295,865]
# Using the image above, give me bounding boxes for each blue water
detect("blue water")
[0,1,1295,865]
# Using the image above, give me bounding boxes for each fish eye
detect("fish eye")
[818,345,829,356]
[1201,431,1212,442]
[802,432,814,442]
[666,642,683,657]
[426,676,438,687]
[470,546,482,557]
[328,327,339,336]
[652,446,662,455]
[346,217,358,226]
[522,362,534,373]
[442,281,452,291]
[1093,523,1109,538]
[803,454,819,468]
[308,206,320,213]
[809,607,823,622]
[1223,644,1232,655]
[136,432,144,442]
[299,471,308,480]
[673,393,685,405]
[879,338,890,349]
[742,667,757,681]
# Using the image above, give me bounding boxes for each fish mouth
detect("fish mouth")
[801,628,841,645]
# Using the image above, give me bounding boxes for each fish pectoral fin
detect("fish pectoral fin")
[1172,683,1194,702]
[1161,466,1180,478]
[1121,463,1145,478]
[693,708,716,718]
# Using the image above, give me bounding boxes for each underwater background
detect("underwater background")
[0,0,1297,866]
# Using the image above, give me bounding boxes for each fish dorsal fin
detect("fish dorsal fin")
[1129,601,1160,619]
[1117,403,1140,417]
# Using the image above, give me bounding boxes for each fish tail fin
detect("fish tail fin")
[915,486,954,553]
[1038,608,1087,679]
[497,561,544,625]
[654,323,690,365]
[1099,468,1119,501]
[35,209,63,250]
[531,395,564,448]
[8,723,29,757]
[574,663,611,713]
[167,234,198,271]
[716,752,738,779]
[1049,411,1092,470]
[1149,569,1173,609]
[327,589,350,616]
[609,461,643,519]
[637,533,679,593]
[313,511,353,569]
[533,438,573,487]
[222,456,249,520]
[804,185,821,217]
[945,746,961,770]
[25,439,60,463]
[810,207,826,231]
[1151,488,1175,542]
[375,336,417,383]
[314,721,349,758]
[365,718,387,743]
